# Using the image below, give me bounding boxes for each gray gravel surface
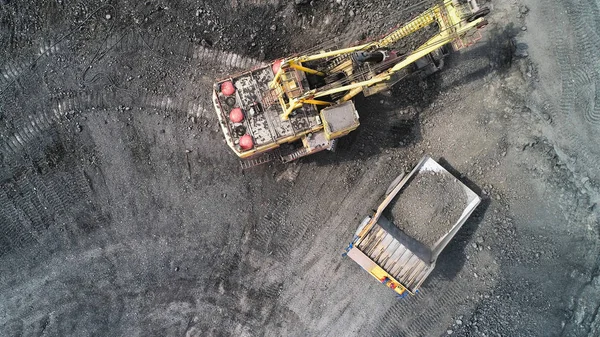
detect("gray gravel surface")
[1,0,599,336]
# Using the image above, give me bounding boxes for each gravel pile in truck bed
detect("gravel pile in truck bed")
[383,171,467,248]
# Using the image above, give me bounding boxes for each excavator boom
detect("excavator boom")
[274,0,489,119]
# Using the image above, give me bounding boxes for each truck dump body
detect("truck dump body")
[345,156,481,296]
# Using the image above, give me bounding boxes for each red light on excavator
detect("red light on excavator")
[239,134,254,150]
[272,59,283,75]
[221,81,235,96]
[229,108,244,123]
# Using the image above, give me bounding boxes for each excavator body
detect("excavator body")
[212,0,489,167]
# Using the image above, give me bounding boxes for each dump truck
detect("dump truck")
[343,156,481,297]
[212,0,489,167]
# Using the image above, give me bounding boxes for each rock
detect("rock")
[514,42,529,57]
[521,26,527,31]
[349,9,354,17]
[270,24,277,31]
[105,14,112,20]
[447,330,453,335]
[200,39,212,47]
[519,5,530,14]
[456,319,463,325]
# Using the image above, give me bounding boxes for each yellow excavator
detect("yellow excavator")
[212,0,489,167]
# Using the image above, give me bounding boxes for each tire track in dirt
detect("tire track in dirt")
[251,166,338,261]
[517,2,600,334]
[0,242,152,335]
[0,88,215,158]
[0,40,60,90]
[235,0,281,6]
[0,2,116,94]
[247,166,316,259]
[249,181,293,255]
[1,94,93,158]
[546,0,600,181]
[5,176,47,238]
[248,161,366,262]
[0,163,108,257]
[0,190,39,257]
[270,198,312,260]
[0,4,26,52]
[586,84,600,125]
[140,93,213,120]
[1,27,260,159]
[0,176,53,256]
[103,29,264,70]
[0,0,65,53]
[0,236,289,336]
[369,264,479,337]
[571,0,600,126]
[1,28,258,154]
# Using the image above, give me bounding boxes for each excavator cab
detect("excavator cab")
[320,101,360,140]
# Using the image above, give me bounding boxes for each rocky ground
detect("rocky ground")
[0,0,599,336]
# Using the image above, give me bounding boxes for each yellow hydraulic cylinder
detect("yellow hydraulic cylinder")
[289,62,325,76]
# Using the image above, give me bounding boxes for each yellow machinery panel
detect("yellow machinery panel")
[320,101,360,140]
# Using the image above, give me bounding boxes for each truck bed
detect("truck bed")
[346,156,481,295]
[353,216,433,291]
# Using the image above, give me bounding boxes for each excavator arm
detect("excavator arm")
[271,0,489,120]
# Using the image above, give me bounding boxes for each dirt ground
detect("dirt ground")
[1,0,599,336]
